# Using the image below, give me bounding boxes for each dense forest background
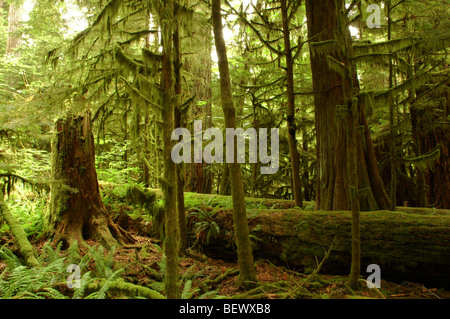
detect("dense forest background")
[0,0,449,300]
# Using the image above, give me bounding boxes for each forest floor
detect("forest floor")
[111,231,450,300]
[1,218,449,299]
[1,186,449,299]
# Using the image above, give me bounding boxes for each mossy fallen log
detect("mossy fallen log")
[106,185,449,287]
[190,207,450,288]
[0,194,40,268]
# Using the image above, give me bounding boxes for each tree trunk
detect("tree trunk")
[173,21,187,255]
[346,102,361,289]
[280,0,303,208]
[5,2,21,56]
[219,162,231,195]
[45,112,134,249]
[387,0,397,211]
[159,0,179,299]
[184,11,213,194]
[305,0,390,211]
[410,105,428,207]
[212,0,257,289]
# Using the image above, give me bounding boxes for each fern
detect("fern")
[197,290,227,299]
[181,279,196,299]
[37,287,69,299]
[66,240,81,265]
[0,245,24,270]
[0,256,65,298]
[38,241,63,265]
[85,268,124,299]
[72,271,93,299]
[147,280,164,293]
[84,244,117,278]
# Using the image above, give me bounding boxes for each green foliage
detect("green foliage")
[96,139,140,185]
[83,268,124,299]
[1,193,47,238]
[0,241,163,299]
[187,206,221,247]
[0,244,66,299]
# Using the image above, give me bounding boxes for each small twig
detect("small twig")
[358,279,386,299]
[304,239,335,285]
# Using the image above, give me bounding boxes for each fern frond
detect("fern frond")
[181,279,195,299]
[37,287,69,299]
[0,246,24,270]
[147,281,164,293]
[72,271,92,299]
[197,290,227,299]
[85,268,124,299]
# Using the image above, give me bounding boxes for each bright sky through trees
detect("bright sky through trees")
[22,0,88,37]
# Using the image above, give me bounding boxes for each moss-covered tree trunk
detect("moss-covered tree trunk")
[45,112,134,249]
[280,0,303,208]
[159,0,179,299]
[212,0,257,289]
[305,0,390,211]
[174,20,187,255]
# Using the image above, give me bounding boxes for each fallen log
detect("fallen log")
[188,207,450,288]
[106,186,450,287]
[0,192,40,268]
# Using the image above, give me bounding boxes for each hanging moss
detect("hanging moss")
[120,76,162,112]
[309,39,339,58]
[402,145,441,171]
[326,55,348,79]
[353,36,420,56]
[113,46,144,78]
[142,47,163,73]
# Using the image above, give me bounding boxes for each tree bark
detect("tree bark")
[159,0,179,299]
[173,20,187,255]
[305,0,390,211]
[346,101,361,289]
[387,0,397,211]
[184,9,213,194]
[280,0,303,208]
[212,0,257,289]
[45,112,134,250]
[5,2,21,56]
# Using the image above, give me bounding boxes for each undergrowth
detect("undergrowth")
[0,239,228,299]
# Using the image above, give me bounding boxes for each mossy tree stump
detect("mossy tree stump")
[45,111,134,249]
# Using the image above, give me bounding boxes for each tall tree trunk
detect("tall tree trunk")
[5,2,20,56]
[305,0,390,211]
[159,0,179,299]
[184,15,213,194]
[347,101,361,289]
[219,163,231,195]
[280,0,303,208]
[387,0,397,210]
[410,106,428,207]
[212,0,257,289]
[173,18,187,255]
[45,112,134,250]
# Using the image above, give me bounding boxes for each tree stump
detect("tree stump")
[45,111,134,249]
